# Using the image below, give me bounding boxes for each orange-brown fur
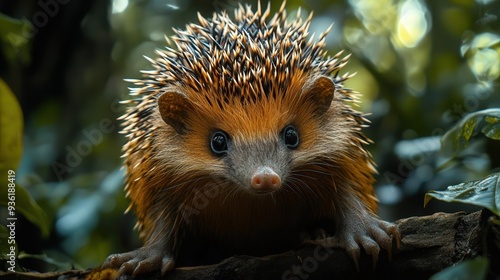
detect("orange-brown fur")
[125,70,377,252]
[106,1,398,275]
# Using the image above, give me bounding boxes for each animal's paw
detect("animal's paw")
[102,245,175,276]
[305,213,400,270]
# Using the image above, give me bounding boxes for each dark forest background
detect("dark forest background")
[1,0,499,272]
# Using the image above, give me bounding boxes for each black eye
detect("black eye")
[210,131,229,156]
[283,125,299,149]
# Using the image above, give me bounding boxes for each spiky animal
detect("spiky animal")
[103,1,400,276]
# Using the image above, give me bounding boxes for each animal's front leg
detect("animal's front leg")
[102,220,181,276]
[306,198,400,270]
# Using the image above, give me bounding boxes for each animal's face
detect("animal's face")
[155,75,349,196]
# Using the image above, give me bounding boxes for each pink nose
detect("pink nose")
[250,167,281,192]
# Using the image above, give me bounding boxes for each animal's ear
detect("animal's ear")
[301,76,335,117]
[157,91,194,134]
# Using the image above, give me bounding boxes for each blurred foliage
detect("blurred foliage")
[425,172,500,216]
[0,182,50,237]
[0,78,23,172]
[0,78,49,266]
[0,13,32,71]
[441,108,500,159]
[0,0,499,273]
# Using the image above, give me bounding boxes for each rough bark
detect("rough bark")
[2,210,498,280]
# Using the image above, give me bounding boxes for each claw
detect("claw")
[378,220,401,250]
[359,236,379,270]
[119,260,137,275]
[161,257,175,276]
[345,245,361,271]
[387,225,401,262]
[134,259,155,276]
[393,227,402,249]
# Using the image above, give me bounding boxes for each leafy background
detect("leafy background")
[0,0,499,272]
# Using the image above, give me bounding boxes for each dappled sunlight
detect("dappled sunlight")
[345,0,431,95]
[349,0,397,34]
[394,0,429,48]
[111,0,128,14]
[462,32,500,81]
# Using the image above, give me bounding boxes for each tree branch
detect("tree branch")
[4,210,498,280]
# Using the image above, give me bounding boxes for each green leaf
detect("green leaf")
[429,257,489,280]
[18,252,81,270]
[0,80,48,237]
[0,13,31,39]
[0,13,32,66]
[0,183,50,238]
[424,172,500,216]
[0,79,23,172]
[441,108,500,157]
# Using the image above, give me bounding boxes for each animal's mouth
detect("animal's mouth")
[252,188,276,195]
